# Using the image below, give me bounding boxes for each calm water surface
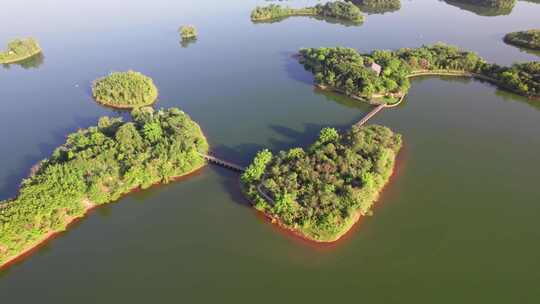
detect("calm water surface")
[1,0,539,302]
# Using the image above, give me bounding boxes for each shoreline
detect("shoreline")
[314,69,539,104]
[0,164,207,271]
[0,48,42,65]
[93,95,159,110]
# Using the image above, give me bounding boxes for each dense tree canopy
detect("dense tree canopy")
[299,44,540,102]
[92,71,158,108]
[504,29,540,51]
[0,38,42,64]
[242,125,402,241]
[0,107,208,266]
[251,1,364,23]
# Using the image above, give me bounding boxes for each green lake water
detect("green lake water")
[1,0,539,302]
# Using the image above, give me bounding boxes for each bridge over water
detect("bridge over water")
[200,103,388,174]
[199,153,245,172]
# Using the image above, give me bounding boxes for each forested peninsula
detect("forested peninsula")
[251,1,364,23]
[0,38,42,64]
[242,125,402,242]
[504,29,540,51]
[0,107,208,268]
[298,44,540,104]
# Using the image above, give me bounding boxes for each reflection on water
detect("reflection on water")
[313,87,372,111]
[494,86,540,112]
[505,44,540,57]
[180,37,197,48]
[252,15,363,27]
[1,52,44,70]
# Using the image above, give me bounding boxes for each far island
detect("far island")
[179,25,197,41]
[241,125,402,242]
[504,29,540,51]
[352,0,401,14]
[0,107,209,269]
[0,38,42,65]
[298,44,540,104]
[443,0,516,16]
[178,25,198,48]
[92,71,159,109]
[251,1,364,24]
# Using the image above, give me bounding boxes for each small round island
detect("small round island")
[92,71,158,109]
[179,25,198,41]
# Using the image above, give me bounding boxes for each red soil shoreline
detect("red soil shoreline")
[0,165,206,272]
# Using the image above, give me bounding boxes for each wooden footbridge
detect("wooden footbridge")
[354,104,386,128]
[199,153,245,172]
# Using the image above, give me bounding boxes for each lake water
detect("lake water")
[1,0,539,302]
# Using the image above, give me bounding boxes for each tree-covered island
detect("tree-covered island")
[179,25,198,41]
[241,125,402,242]
[443,0,516,16]
[0,107,208,268]
[298,44,540,104]
[504,29,540,51]
[0,38,42,64]
[251,1,364,23]
[92,71,159,109]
